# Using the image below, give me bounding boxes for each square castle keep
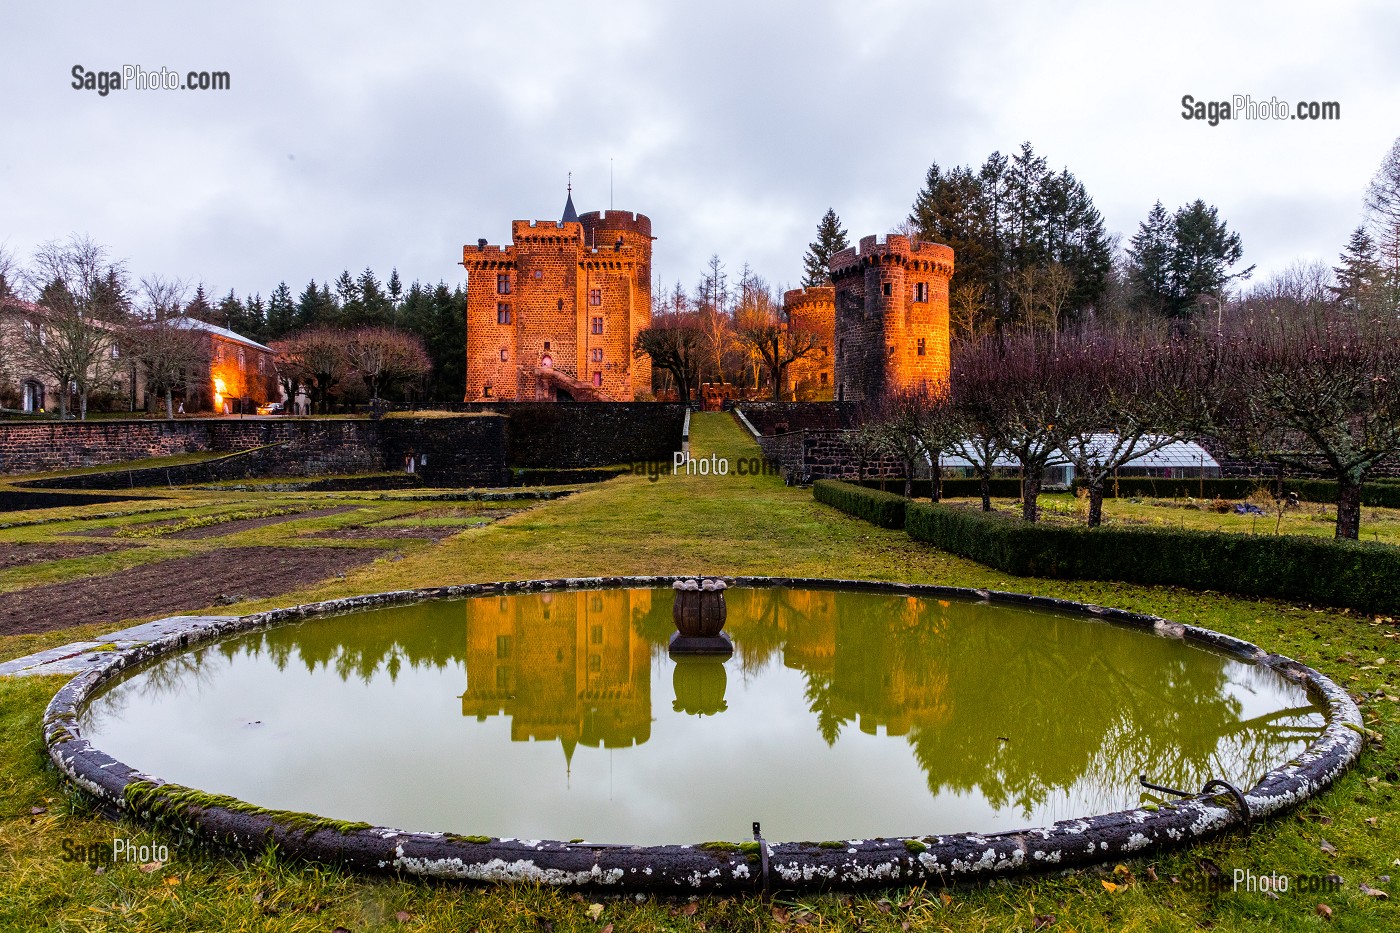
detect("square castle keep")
[461,188,652,402]
[462,192,952,404]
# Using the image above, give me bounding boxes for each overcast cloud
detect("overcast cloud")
[2,1,1397,301]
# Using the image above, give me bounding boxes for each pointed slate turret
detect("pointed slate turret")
[561,176,579,223]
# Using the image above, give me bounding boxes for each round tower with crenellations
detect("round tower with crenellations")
[829,234,953,403]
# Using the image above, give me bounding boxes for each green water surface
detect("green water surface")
[80,587,1323,845]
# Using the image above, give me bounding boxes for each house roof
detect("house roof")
[938,434,1218,471]
[170,316,274,353]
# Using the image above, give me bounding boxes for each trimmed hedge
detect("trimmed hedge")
[904,502,1400,614]
[813,480,907,529]
[856,478,1025,499]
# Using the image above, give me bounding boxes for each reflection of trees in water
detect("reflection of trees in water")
[87,588,1324,821]
[83,646,230,732]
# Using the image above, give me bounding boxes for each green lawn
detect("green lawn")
[0,413,1397,931]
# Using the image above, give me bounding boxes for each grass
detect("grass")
[0,413,1397,930]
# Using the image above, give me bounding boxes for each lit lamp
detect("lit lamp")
[213,377,227,411]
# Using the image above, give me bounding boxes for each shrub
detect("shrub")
[854,478,1024,499]
[813,480,907,529]
[904,502,1400,614]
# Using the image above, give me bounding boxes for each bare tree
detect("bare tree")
[0,243,18,387]
[949,280,992,339]
[271,328,347,414]
[1057,329,1218,527]
[954,332,1081,522]
[124,276,204,419]
[867,391,927,498]
[1365,135,1400,298]
[345,326,432,403]
[734,287,821,401]
[20,236,129,419]
[634,311,705,405]
[1214,308,1400,540]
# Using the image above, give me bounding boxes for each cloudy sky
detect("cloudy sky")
[2,1,1397,303]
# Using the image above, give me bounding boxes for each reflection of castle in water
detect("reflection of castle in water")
[460,590,653,762]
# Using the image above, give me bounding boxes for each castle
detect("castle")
[461,188,652,402]
[461,191,951,404]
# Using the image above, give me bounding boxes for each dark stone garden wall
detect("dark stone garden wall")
[378,415,509,487]
[459,402,685,468]
[736,402,861,436]
[0,419,381,476]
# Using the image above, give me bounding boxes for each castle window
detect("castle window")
[483,383,493,397]
[917,338,926,356]
[882,283,892,297]
[543,341,551,351]
[820,372,828,384]
[592,371,603,387]
[588,654,601,673]
[238,348,246,370]
[496,635,512,659]
[591,317,603,334]
[557,298,564,311]
[589,288,602,306]
[500,348,509,362]
[591,348,603,363]
[590,624,603,645]
[496,273,511,295]
[497,303,512,325]
[110,344,120,360]
[915,282,929,302]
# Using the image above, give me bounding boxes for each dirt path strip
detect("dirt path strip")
[0,542,134,572]
[0,546,390,637]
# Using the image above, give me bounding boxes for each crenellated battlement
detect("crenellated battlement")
[829,234,954,277]
[578,210,653,240]
[783,286,835,307]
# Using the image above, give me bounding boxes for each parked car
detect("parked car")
[256,401,284,416]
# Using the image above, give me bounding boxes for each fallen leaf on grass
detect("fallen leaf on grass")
[1321,839,1338,856]
[588,904,604,921]
[1101,880,1125,893]
[1316,903,1333,919]
[30,806,46,815]
[163,876,180,886]
[138,861,162,873]
[939,893,952,907]
[1359,883,1389,899]
[680,902,698,917]
[1033,914,1056,929]
[396,910,413,922]
[1146,866,1158,882]
[600,926,613,933]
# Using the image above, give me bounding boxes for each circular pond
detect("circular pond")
[47,578,1363,891]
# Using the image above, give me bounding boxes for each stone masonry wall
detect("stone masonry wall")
[459,402,684,468]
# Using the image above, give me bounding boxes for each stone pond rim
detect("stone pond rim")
[41,576,1364,893]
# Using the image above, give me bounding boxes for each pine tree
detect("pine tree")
[1126,202,1175,316]
[185,284,214,322]
[1168,199,1252,316]
[387,268,403,318]
[357,267,389,325]
[267,282,295,337]
[217,289,243,331]
[802,209,850,287]
[295,279,332,329]
[244,293,267,342]
[1332,226,1380,312]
